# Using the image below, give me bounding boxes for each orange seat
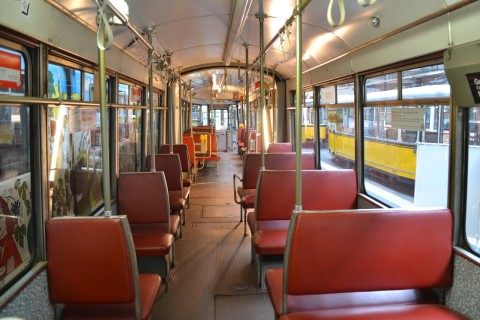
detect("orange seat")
[47,216,161,320]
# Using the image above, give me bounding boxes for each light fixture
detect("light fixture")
[108,0,129,24]
[369,16,380,28]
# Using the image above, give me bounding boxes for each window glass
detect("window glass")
[319,86,335,104]
[0,47,32,292]
[466,106,480,254]
[84,72,94,102]
[321,107,355,170]
[118,109,142,172]
[49,106,104,216]
[337,82,354,103]
[402,64,450,99]
[301,90,314,151]
[118,83,129,104]
[47,63,81,100]
[365,73,398,101]
[363,105,449,207]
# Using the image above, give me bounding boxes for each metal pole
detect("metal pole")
[189,80,193,135]
[98,29,112,215]
[244,44,250,153]
[257,12,266,169]
[147,27,156,172]
[294,0,303,212]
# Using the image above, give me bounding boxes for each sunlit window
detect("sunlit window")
[363,65,450,207]
[466,107,480,254]
[0,46,33,293]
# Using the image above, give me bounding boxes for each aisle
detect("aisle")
[152,152,274,320]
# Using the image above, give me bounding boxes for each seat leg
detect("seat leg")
[170,242,175,269]
[243,208,248,237]
[240,204,243,222]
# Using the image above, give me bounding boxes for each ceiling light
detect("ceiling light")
[108,0,129,24]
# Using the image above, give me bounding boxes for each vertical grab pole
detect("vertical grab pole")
[244,44,250,153]
[166,52,174,154]
[256,11,267,170]
[295,0,303,212]
[189,80,193,135]
[98,27,112,215]
[147,27,156,172]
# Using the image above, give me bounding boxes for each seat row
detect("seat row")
[234,150,468,318]
[46,143,196,319]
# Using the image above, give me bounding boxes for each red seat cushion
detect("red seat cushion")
[279,304,469,320]
[265,268,439,318]
[132,232,173,256]
[253,229,288,255]
[241,194,255,209]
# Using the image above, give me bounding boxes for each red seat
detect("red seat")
[146,154,189,227]
[234,152,316,236]
[47,216,161,320]
[266,208,460,319]
[279,305,469,320]
[160,144,193,189]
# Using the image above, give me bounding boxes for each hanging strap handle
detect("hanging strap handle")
[327,0,345,27]
[95,0,114,51]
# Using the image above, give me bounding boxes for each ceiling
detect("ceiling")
[52,0,466,104]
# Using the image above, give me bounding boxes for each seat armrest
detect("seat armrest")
[233,173,243,204]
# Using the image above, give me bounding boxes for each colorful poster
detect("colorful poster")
[0,51,22,90]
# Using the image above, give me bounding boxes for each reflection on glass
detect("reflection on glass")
[365,73,398,101]
[118,109,142,172]
[0,107,32,288]
[362,105,449,208]
[84,72,94,102]
[0,47,32,290]
[48,106,104,217]
[118,83,129,104]
[466,107,480,254]
[402,64,450,99]
[48,63,82,100]
[337,82,354,103]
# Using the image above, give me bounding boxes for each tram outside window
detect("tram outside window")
[466,107,480,255]
[0,46,33,293]
[319,82,355,171]
[118,82,143,173]
[362,64,450,208]
[48,62,104,217]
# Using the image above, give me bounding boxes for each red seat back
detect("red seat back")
[160,144,191,175]
[255,170,357,226]
[267,143,293,153]
[285,208,453,298]
[47,216,139,315]
[118,172,170,232]
[146,154,183,192]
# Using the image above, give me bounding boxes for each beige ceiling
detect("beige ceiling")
[52,0,465,103]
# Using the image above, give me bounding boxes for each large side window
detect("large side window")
[48,62,103,217]
[0,45,33,292]
[466,107,480,254]
[118,82,143,173]
[362,64,450,207]
[319,82,355,170]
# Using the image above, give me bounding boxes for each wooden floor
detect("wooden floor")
[152,151,274,320]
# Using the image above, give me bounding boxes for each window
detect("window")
[363,64,450,207]
[466,107,480,254]
[48,62,104,217]
[0,46,33,293]
[118,82,143,173]
[319,82,355,170]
